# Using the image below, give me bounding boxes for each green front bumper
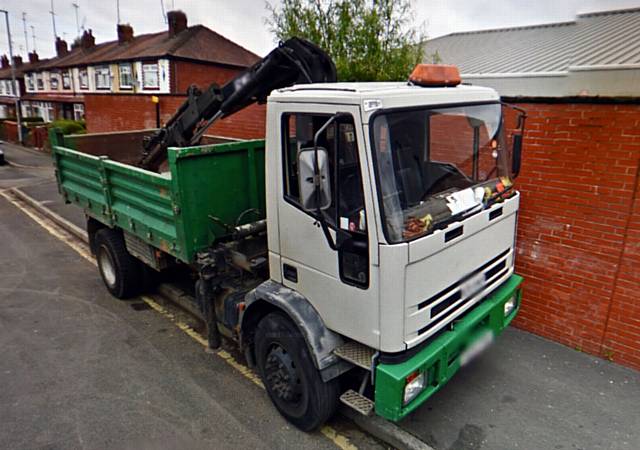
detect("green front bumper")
[374,274,523,421]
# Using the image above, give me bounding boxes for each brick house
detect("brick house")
[0,52,50,119]
[424,7,640,370]
[22,10,266,139]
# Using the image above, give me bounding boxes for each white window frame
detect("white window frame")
[26,74,35,91]
[119,63,133,89]
[95,65,111,90]
[62,71,71,90]
[79,68,89,90]
[36,74,44,90]
[73,103,85,121]
[142,62,159,89]
[50,73,60,90]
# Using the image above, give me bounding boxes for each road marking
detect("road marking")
[1,190,358,450]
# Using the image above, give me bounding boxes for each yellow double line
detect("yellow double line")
[1,190,357,450]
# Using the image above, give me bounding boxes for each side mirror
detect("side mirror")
[298,147,332,212]
[512,134,523,177]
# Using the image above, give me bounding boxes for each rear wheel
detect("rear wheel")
[255,312,339,431]
[95,228,142,299]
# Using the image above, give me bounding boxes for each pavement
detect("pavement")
[1,141,640,450]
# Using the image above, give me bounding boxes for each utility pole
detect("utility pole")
[0,10,23,144]
[116,0,120,24]
[31,25,36,52]
[22,12,29,53]
[72,1,80,36]
[50,0,57,38]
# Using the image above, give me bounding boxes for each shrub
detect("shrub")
[49,119,86,135]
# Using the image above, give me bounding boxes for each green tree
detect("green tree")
[266,0,425,81]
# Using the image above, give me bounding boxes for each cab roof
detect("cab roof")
[268,82,500,120]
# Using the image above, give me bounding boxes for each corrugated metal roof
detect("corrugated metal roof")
[424,7,640,74]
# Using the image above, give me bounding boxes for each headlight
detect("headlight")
[403,371,425,405]
[504,295,517,317]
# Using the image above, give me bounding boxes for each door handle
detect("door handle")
[283,264,298,283]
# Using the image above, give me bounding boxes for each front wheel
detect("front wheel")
[255,312,339,431]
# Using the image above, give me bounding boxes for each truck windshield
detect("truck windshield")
[371,103,513,243]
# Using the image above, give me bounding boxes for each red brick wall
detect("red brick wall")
[171,60,241,93]
[512,103,640,370]
[84,93,265,139]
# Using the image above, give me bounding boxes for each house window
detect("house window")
[142,62,159,89]
[79,68,89,89]
[36,74,44,90]
[50,74,60,90]
[0,81,5,96]
[119,63,133,89]
[95,66,111,90]
[62,71,71,89]
[73,103,85,121]
[26,74,34,91]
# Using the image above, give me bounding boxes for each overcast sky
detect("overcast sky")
[0,0,638,59]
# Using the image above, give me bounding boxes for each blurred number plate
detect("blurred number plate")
[460,330,494,366]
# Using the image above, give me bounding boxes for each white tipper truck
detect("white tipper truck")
[52,44,526,431]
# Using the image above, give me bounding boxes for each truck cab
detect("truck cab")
[247,79,525,425]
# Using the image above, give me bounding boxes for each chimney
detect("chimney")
[80,29,95,50]
[55,37,69,57]
[117,23,134,44]
[167,10,187,36]
[28,51,39,64]
[0,55,9,68]
[12,55,23,67]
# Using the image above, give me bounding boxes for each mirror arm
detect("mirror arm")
[501,101,527,178]
[311,112,350,251]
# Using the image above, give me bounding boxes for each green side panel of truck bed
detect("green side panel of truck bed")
[50,129,266,263]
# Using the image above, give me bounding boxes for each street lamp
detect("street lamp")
[0,10,22,145]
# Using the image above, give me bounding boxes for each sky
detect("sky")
[0,0,638,59]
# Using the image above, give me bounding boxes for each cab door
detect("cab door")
[276,105,380,348]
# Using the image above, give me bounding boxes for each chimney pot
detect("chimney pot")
[117,23,134,44]
[28,51,39,64]
[167,10,188,36]
[1,55,9,69]
[12,55,23,67]
[55,37,69,57]
[80,29,95,50]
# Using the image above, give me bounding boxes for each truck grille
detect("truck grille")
[411,248,512,340]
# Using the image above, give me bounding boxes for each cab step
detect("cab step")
[334,341,375,370]
[340,389,374,416]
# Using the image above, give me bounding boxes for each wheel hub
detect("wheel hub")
[98,246,116,288]
[264,345,301,403]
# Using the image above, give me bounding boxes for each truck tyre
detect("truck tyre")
[255,312,339,431]
[94,229,142,299]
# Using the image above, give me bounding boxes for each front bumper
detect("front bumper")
[374,274,523,421]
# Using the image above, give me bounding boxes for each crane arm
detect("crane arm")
[139,37,336,170]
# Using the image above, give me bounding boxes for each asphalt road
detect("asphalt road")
[0,194,387,450]
[1,141,640,450]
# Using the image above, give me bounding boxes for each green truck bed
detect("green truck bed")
[50,129,266,264]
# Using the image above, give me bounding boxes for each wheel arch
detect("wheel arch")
[240,280,352,381]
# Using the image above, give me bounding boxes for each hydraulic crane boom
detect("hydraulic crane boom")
[139,37,337,171]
